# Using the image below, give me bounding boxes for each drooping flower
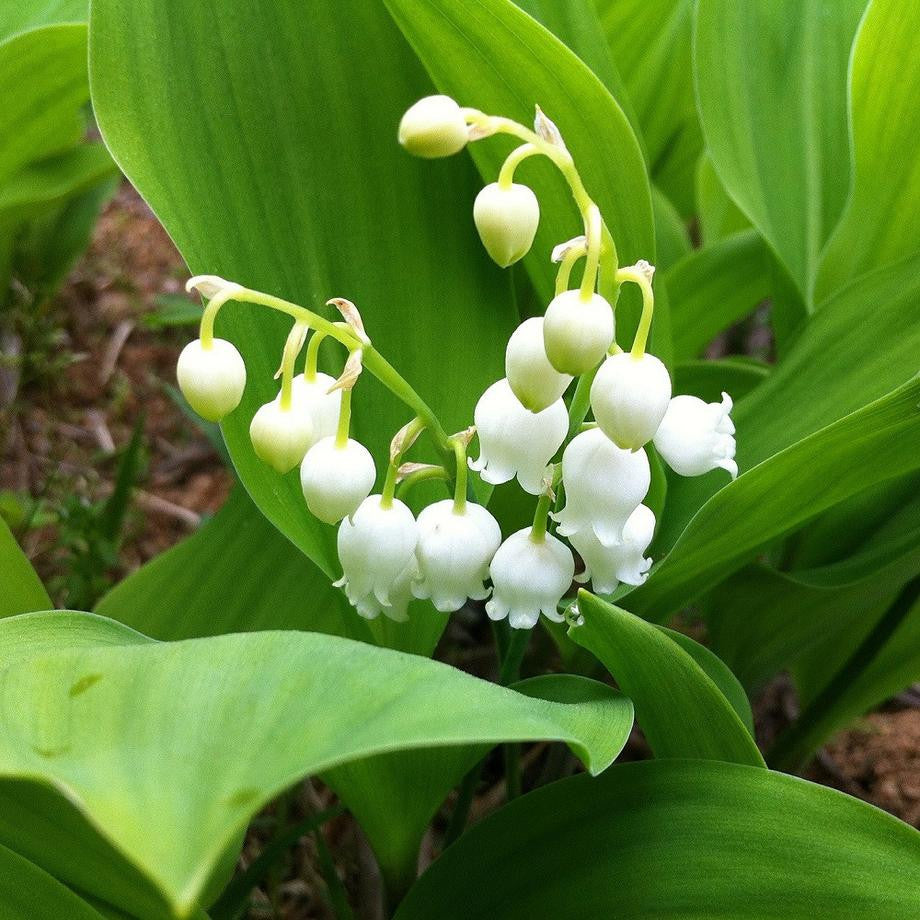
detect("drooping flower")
[653,392,737,479]
[249,398,313,473]
[176,338,246,422]
[290,372,342,446]
[505,317,573,412]
[398,95,469,158]
[542,290,614,375]
[413,500,502,612]
[300,436,376,523]
[590,352,671,450]
[552,427,650,546]
[335,495,418,619]
[571,504,656,594]
[486,527,574,629]
[473,182,540,267]
[469,378,568,494]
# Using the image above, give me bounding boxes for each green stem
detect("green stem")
[335,388,352,448]
[395,464,450,500]
[380,460,399,509]
[304,329,327,381]
[555,243,586,296]
[451,438,468,513]
[579,205,602,299]
[617,265,655,357]
[767,575,920,773]
[530,490,553,542]
[566,367,598,441]
[498,142,539,188]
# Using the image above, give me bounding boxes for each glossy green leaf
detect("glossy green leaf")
[630,376,920,619]
[597,0,701,216]
[0,519,50,617]
[383,0,661,356]
[0,24,89,184]
[651,185,691,272]
[570,591,761,764]
[667,228,769,359]
[0,1,86,40]
[395,760,920,920]
[674,357,770,404]
[814,0,920,302]
[695,152,750,244]
[0,611,630,918]
[695,0,865,300]
[0,843,106,920]
[90,0,515,578]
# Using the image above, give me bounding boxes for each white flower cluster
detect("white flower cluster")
[175,96,738,631]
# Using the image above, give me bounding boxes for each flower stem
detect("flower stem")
[579,205,602,299]
[617,265,655,357]
[303,329,327,381]
[555,243,586,296]
[278,322,308,410]
[498,142,539,189]
[334,388,352,448]
[451,438,468,514]
[380,460,399,509]
[530,490,554,542]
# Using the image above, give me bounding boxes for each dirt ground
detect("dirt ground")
[2,184,917,917]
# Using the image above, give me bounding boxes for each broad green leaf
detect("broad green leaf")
[0,24,89,184]
[0,1,86,40]
[395,760,920,920]
[0,842,106,920]
[95,486,446,655]
[383,0,662,357]
[708,487,920,692]
[0,519,50,616]
[90,0,515,579]
[667,228,769,360]
[597,0,701,217]
[695,152,750,244]
[0,611,631,918]
[655,253,920,558]
[571,591,761,765]
[694,0,865,301]
[323,673,632,893]
[814,0,920,302]
[674,357,770,404]
[630,376,920,619]
[651,185,691,272]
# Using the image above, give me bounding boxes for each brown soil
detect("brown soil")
[2,184,917,916]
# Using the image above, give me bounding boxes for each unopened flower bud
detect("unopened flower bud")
[571,504,655,594]
[505,317,573,412]
[398,95,468,158]
[176,338,246,422]
[469,378,567,494]
[413,500,501,612]
[590,352,672,450]
[552,427,650,546]
[290,373,342,445]
[486,528,574,630]
[335,496,418,619]
[249,399,313,474]
[473,182,540,267]
[300,436,376,523]
[653,392,737,479]
[542,290,614,375]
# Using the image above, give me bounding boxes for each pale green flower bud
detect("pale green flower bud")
[176,338,246,422]
[473,182,540,267]
[249,399,313,474]
[542,290,614,375]
[590,352,672,450]
[398,95,468,158]
[505,317,572,412]
[300,436,376,523]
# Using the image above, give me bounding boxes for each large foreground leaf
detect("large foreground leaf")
[814,0,920,301]
[0,611,630,918]
[571,592,761,765]
[694,0,865,301]
[90,0,514,578]
[629,376,920,618]
[395,760,920,919]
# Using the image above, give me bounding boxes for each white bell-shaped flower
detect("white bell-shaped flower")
[571,504,655,594]
[249,399,313,474]
[469,378,568,494]
[590,352,672,450]
[335,495,418,618]
[290,373,342,446]
[413,500,502,612]
[300,436,376,523]
[552,427,650,546]
[347,558,417,623]
[176,338,246,422]
[505,317,573,413]
[542,290,614,375]
[398,95,468,158]
[486,527,575,630]
[653,392,737,479]
[473,182,540,267]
